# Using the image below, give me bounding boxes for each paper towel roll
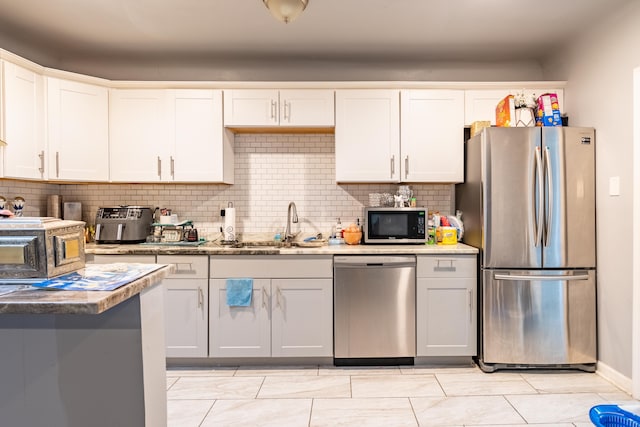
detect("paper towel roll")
[224,207,236,241]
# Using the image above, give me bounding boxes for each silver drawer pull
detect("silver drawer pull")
[435,259,456,269]
[172,262,195,275]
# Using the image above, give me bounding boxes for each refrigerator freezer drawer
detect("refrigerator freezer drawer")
[482,269,596,367]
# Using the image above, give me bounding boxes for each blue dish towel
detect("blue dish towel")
[226,278,253,307]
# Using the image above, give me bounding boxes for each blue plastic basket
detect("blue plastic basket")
[590,405,640,427]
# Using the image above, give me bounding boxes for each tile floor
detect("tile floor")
[166,364,637,426]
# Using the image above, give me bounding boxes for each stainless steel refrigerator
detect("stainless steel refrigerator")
[456,127,596,372]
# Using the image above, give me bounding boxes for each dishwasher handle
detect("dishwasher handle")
[334,255,416,268]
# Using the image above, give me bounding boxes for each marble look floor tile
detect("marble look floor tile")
[311,398,417,427]
[351,374,444,398]
[411,395,525,426]
[435,372,537,396]
[167,376,178,390]
[235,366,319,376]
[598,391,637,402]
[167,376,264,400]
[167,399,214,427]
[521,372,622,393]
[258,375,351,398]
[318,365,401,376]
[505,392,606,423]
[167,366,237,377]
[200,399,312,427]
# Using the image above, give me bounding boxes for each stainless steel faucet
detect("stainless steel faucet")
[285,201,299,244]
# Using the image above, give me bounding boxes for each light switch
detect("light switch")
[609,176,620,196]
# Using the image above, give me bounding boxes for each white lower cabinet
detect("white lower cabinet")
[416,255,477,356]
[158,255,209,358]
[87,253,209,358]
[209,256,333,358]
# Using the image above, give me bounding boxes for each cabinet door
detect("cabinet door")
[171,89,232,183]
[335,90,400,182]
[271,278,333,357]
[416,277,476,356]
[209,278,271,357]
[2,61,45,179]
[279,89,334,126]
[164,278,208,357]
[401,90,464,182]
[109,89,170,182]
[464,89,511,126]
[46,77,109,181]
[159,255,209,357]
[223,89,279,126]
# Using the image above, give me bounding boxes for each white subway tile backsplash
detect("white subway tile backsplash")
[0,134,454,238]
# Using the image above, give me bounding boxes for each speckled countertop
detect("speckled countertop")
[86,242,479,256]
[0,264,175,315]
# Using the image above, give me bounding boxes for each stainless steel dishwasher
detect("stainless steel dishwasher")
[334,255,416,365]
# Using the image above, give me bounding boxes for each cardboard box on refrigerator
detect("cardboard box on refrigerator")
[495,95,515,127]
[536,93,562,126]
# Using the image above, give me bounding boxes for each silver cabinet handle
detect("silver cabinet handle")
[283,101,290,122]
[275,286,283,309]
[468,289,473,323]
[391,155,395,176]
[435,258,456,269]
[38,150,45,174]
[170,156,175,179]
[157,156,162,178]
[405,156,409,179]
[197,287,204,309]
[172,262,195,275]
[270,100,277,121]
[544,146,553,247]
[261,286,267,309]
[56,151,60,177]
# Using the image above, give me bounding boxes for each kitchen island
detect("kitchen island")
[0,264,175,427]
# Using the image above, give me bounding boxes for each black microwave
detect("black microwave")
[364,207,427,244]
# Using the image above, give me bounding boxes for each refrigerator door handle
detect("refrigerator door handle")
[544,146,553,247]
[494,273,590,282]
[534,147,544,246]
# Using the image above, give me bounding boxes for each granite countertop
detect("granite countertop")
[86,242,479,256]
[0,264,175,315]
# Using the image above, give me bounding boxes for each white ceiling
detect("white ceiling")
[0,0,630,79]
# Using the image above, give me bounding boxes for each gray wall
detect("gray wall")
[543,0,640,378]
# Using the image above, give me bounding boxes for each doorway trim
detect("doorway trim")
[632,65,640,399]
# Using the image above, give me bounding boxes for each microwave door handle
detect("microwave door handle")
[95,223,102,241]
[116,224,124,241]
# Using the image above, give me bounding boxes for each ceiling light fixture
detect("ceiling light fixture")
[263,0,308,24]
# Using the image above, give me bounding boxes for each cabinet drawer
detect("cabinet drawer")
[88,254,156,264]
[417,255,476,278]
[211,255,332,278]
[157,255,208,279]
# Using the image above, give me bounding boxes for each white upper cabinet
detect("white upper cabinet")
[401,90,465,182]
[171,89,233,183]
[1,60,45,180]
[224,89,334,127]
[46,77,109,181]
[110,88,232,183]
[464,88,565,126]
[335,89,400,182]
[109,89,169,182]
